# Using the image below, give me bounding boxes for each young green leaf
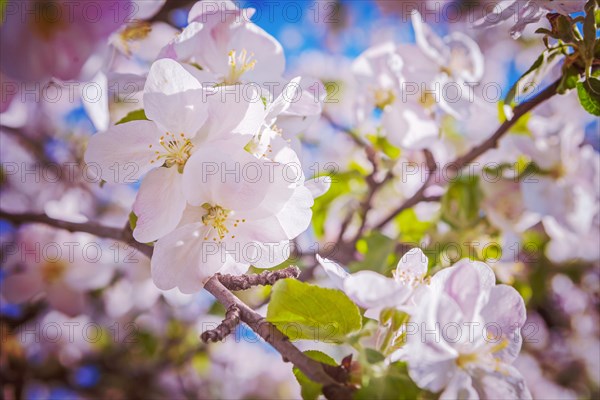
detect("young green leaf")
[266,279,362,343]
[441,175,483,229]
[116,109,148,125]
[354,362,423,400]
[505,48,562,105]
[577,78,600,116]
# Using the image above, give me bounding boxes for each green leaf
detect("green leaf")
[505,48,562,105]
[129,211,138,231]
[557,64,582,94]
[394,208,434,244]
[441,175,483,229]
[365,348,386,364]
[116,109,148,125]
[0,0,8,25]
[354,362,423,400]
[311,170,361,238]
[293,350,336,400]
[266,279,362,343]
[351,232,396,274]
[547,13,578,43]
[577,78,600,116]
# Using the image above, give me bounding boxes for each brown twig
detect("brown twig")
[203,276,352,397]
[373,149,437,230]
[215,266,301,291]
[200,305,241,343]
[0,210,153,258]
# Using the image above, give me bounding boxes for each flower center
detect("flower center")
[120,21,152,55]
[442,47,471,77]
[373,88,396,110]
[394,269,428,288]
[201,204,246,241]
[31,0,68,40]
[149,132,193,173]
[223,49,257,85]
[41,260,67,283]
[456,338,509,370]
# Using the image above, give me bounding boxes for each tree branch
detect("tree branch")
[0,210,153,258]
[215,266,301,290]
[0,211,351,397]
[200,304,241,343]
[447,78,561,173]
[373,149,437,230]
[203,276,352,397]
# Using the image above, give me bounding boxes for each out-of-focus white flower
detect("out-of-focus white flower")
[1,225,116,316]
[0,0,131,82]
[317,248,429,319]
[403,260,530,399]
[475,0,586,39]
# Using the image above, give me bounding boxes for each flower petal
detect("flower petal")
[85,120,162,183]
[440,370,478,400]
[316,255,349,290]
[396,247,428,283]
[133,167,186,243]
[183,143,270,212]
[143,58,208,135]
[480,284,527,363]
[343,270,410,310]
[1,271,44,303]
[151,223,224,293]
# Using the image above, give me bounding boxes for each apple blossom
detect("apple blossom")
[317,248,429,319]
[0,0,131,82]
[403,259,530,399]
[150,140,317,293]
[475,0,587,38]
[1,225,115,317]
[85,58,264,243]
[160,0,284,86]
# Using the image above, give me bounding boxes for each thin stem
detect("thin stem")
[0,210,152,257]
[373,149,437,231]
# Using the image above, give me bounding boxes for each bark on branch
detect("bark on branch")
[0,210,153,258]
[200,305,241,343]
[203,276,352,397]
[215,266,301,290]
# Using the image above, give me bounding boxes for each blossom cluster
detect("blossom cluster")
[0,0,598,399]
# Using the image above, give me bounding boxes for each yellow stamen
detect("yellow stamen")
[223,49,257,85]
[41,261,67,283]
[151,132,193,173]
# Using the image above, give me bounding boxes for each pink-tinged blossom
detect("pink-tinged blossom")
[0,0,132,82]
[475,0,586,39]
[85,58,264,243]
[160,0,285,86]
[151,140,323,293]
[0,225,115,317]
[403,260,531,399]
[317,248,429,319]
[351,12,483,151]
